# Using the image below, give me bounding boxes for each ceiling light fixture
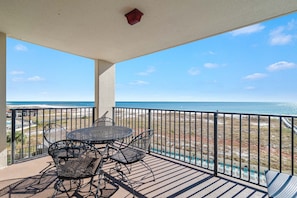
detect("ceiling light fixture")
[125,8,143,25]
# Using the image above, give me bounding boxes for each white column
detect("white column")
[94,60,115,119]
[0,32,7,168]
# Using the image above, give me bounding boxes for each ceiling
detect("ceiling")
[1,0,297,63]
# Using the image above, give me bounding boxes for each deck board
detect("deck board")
[0,154,268,198]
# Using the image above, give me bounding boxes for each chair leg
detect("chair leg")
[95,171,108,197]
[140,160,155,182]
[53,179,71,198]
[109,163,136,196]
[53,179,81,198]
[110,163,128,182]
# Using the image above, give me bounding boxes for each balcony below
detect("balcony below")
[0,153,268,198]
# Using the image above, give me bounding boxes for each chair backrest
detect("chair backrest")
[265,170,297,197]
[48,140,103,179]
[93,117,115,126]
[43,123,68,146]
[128,129,153,152]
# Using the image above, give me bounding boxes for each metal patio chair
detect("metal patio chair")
[92,116,116,154]
[38,123,68,182]
[48,139,104,197]
[265,170,297,197]
[43,122,68,147]
[108,129,155,195]
[93,116,115,126]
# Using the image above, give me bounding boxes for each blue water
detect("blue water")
[6,101,297,115]
[6,101,94,107]
[116,102,297,115]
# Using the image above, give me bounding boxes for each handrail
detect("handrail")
[113,106,297,187]
[7,106,297,188]
[7,107,95,164]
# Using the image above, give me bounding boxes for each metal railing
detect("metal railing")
[6,106,297,187]
[113,107,297,186]
[6,107,95,164]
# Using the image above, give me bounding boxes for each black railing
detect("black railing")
[113,107,297,186]
[7,106,297,187]
[7,107,95,164]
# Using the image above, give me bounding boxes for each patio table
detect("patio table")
[66,126,133,195]
[67,125,133,144]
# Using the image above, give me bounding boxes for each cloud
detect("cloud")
[267,61,297,71]
[15,44,28,51]
[245,86,255,90]
[27,76,44,81]
[269,20,297,45]
[10,70,25,75]
[12,77,25,82]
[11,75,44,82]
[287,19,297,30]
[188,67,200,75]
[204,63,219,68]
[203,51,216,56]
[137,67,155,76]
[243,73,267,80]
[269,27,293,45]
[231,24,265,36]
[129,80,149,85]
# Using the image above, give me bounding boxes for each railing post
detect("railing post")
[112,107,115,125]
[92,107,96,125]
[214,111,218,176]
[148,109,152,154]
[11,109,16,164]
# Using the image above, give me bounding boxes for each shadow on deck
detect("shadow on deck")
[0,154,268,197]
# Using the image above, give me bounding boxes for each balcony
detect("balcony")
[3,106,297,197]
[0,153,267,197]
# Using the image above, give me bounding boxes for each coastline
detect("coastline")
[6,104,73,109]
[6,101,297,115]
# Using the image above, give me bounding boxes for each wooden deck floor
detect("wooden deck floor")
[0,153,268,198]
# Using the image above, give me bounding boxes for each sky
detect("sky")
[6,12,297,102]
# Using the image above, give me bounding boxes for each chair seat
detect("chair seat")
[57,157,101,180]
[48,140,104,197]
[110,147,146,164]
[108,129,155,197]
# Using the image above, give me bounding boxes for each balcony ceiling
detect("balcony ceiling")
[0,0,297,63]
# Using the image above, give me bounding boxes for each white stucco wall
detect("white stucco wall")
[0,32,7,168]
[94,60,115,119]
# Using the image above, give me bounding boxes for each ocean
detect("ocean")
[6,101,297,116]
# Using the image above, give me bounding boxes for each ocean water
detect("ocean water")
[6,101,94,107]
[6,101,297,116]
[117,102,297,115]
